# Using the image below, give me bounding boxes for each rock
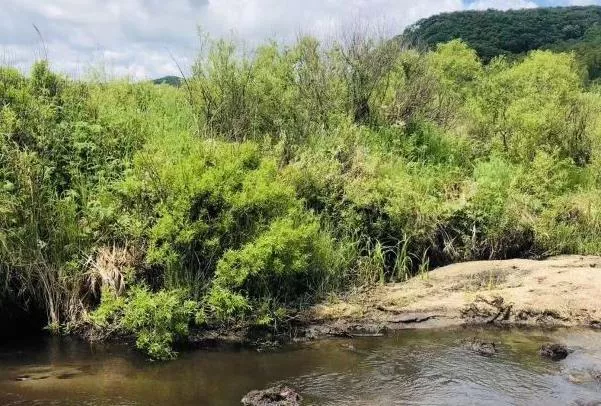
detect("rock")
[340,343,356,352]
[15,374,50,381]
[465,339,497,356]
[241,386,302,406]
[539,343,569,361]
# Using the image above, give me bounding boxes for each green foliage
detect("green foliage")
[405,6,601,80]
[0,62,142,326]
[210,215,339,320]
[405,6,601,59]
[429,40,482,97]
[190,38,344,142]
[91,287,199,360]
[536,191,601,254]
[0,62,189,327]
[470,51,594,165]
[2,33,601,359]
[152,76,183,87]
[115,137,302,296]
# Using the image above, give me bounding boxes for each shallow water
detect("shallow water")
[0,328,600,405]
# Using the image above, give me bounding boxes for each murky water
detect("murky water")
[0,328,600,405]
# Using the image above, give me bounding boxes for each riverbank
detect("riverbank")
[185,255,601,348]
[298,255,601,339]
[4,46,601,360]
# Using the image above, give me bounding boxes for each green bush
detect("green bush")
[535,191,601,255]
[210,215,340,320]
[470,51,593,164]
[91,287,200,360]
[114,136,303,297]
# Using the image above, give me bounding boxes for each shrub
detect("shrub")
[91,287,200,360]
[210,215,340,321]
[470,51,594,164]
[535,191,601,255]
[114,136,302,297]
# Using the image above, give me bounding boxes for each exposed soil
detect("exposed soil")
[301,255,601,338]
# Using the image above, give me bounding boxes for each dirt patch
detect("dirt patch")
[302,256,601,337]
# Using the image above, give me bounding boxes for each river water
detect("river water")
[0,328,600,405]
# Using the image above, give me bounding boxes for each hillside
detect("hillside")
[152,75,183,86]
[404,6,601,78]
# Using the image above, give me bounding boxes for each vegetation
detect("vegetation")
[152,76,183,87]
[2,31,601,358]
[90,287,201,359]
[404,6,601,79]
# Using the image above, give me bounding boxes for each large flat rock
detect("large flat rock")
[307,255,601,332]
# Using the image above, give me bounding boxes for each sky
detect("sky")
[1,0,599,79]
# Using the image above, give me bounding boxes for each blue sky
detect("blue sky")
[1,0,599,79]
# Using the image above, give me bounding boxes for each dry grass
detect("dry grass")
[85,244,141,298]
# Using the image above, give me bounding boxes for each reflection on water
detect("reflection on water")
[0,328,600,405]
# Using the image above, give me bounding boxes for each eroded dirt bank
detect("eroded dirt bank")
[302,255,601,338]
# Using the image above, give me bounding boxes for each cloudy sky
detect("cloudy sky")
[1,0,599,79]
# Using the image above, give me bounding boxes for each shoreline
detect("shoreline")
[189,255,601,349]
[299,255,601,340]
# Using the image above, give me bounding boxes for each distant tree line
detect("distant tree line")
[152,75,183,86]
[404,6,601,79]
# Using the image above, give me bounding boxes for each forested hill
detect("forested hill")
[404,6,601,78]
[152,75,183,86]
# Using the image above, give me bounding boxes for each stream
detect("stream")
[0,327,600,405]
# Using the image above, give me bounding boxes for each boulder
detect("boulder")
[539,343,569,361]
[465,338,497,356]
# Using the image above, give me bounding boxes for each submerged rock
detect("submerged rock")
[465,339,497,356]
[570,370,601,385]
[241,386,302,406]
[539,343,569,361]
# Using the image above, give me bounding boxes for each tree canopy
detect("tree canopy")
[152,75,183,86]
[404,6,601,79]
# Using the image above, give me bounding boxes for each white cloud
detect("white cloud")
[468,0,537,9]
[199,0,466,42]
[0,0,582,79]
[567,0,601,5]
